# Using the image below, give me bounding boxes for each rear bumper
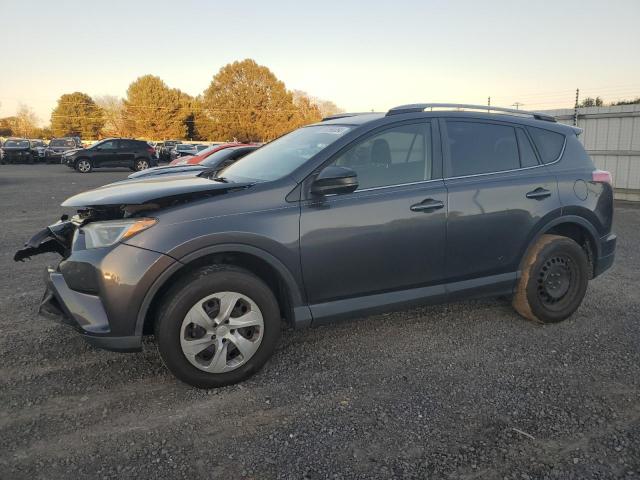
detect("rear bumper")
[594,232,616,277]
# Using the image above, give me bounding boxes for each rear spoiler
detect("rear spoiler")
[570,126,583,136]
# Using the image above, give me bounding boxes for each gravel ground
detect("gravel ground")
[0,164,638,479]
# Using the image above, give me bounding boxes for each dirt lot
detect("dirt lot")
[0,164,638,479]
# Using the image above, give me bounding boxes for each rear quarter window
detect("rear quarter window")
[527,127,565,163]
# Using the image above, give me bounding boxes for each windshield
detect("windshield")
[4,139,30,148]
[220,125,352,182]
[50,139,75,147]
[176,144,194,151]
[31,141,44,147]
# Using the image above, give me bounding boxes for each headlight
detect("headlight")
[81,218,156,249]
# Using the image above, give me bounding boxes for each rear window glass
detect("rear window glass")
[446,121,519,176]
[527,127,565,163]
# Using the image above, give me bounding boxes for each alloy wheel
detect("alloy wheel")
[136,160,149,171]
[180,291,264,373]
[77,160,91,173]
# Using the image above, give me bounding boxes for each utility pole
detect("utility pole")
[512,102,523,110]
[487,96,491,112]
[573,88,580,126]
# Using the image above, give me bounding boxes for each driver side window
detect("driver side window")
[100,140,118,150]
[332,122,432,190]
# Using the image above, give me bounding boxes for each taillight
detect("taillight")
[592,169,612,185]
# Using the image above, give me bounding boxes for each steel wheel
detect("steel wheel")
[135,159,149,171]
[77,159,91,173]
[180,291,264,373]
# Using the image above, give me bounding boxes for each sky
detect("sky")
[1,0,640,125]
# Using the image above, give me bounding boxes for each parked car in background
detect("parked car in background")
[29,140,48,160]
[45,137,83,164]
[169,142,249,165]
[158,140,182,162]
[195,144,210,153]
[62,138,157,173]
[169,144,198,162]
[1,138,39,164]
[126,145,260,179]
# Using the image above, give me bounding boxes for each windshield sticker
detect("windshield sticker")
[315,126,351,135]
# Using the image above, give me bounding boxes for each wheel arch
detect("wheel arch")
[136,244,309,337]
[519,215,600,278]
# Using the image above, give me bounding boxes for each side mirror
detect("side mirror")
[311,166,358,196]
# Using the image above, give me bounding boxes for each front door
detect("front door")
[299,121,448,319]
[94,139,119,167]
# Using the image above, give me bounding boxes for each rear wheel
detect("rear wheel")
[513,234,589,323]
[155,265,281,388]
[134,158,150,171]
[76,159,92,173]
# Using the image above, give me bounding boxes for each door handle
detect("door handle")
[410,199,444,212]
[526,187,552,200]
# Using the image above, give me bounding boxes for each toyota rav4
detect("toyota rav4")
[15,104,616,388]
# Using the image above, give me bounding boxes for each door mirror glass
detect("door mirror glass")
[311,166,358,196]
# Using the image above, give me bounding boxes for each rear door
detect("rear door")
[300,120,448,314]
[441,118,560,295]
[116,140,136,167]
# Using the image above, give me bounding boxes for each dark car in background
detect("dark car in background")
[1,138,39,164]
[16,103,616,388]
[169,144,198,162]
[45,137,83,164]
[62,138,157,173]
[158,140,182,162]
[126,145,259,179]
[30,139,48,160]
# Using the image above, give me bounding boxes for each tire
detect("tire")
[513,234,589,324]
[76,158,92,173]
[155,265,281,388]
[134,158,150,171]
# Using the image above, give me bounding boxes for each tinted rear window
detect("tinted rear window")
[516,128,539,168]
[446,121,519,176]
[527,127,565,163]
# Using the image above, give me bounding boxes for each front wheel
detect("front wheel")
[134,158,150,171]
[155,265,281,388]
[513,234,589,323]
[76,159,92,173]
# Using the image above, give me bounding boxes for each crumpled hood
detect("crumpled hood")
[61,175,253,207]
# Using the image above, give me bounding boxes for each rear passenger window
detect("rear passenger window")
[446,121,519,176]
[516,128,539,167]
[527,127,565,163]
[332,122,432,190]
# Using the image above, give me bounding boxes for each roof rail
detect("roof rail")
[321,112,375,121]
[386,103,557,122]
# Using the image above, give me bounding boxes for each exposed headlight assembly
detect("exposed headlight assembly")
[80,218,156,249]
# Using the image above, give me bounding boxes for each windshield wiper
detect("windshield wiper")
[212,176,229,183]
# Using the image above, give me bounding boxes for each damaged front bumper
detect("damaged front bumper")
[40,266,143,352]
[16,218,177,352]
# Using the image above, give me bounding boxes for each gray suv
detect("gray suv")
[15,103,616,388]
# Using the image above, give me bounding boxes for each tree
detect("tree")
[314,98,343,118]
[612,97,640,106]
[94,95,128,137]
[0,117,16,136]
[50,92,104,139]
[580,96,603,107]
[291,90,323,125]
[200,59,301,142]
[124,75,189,139]
[7,104,39,138]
